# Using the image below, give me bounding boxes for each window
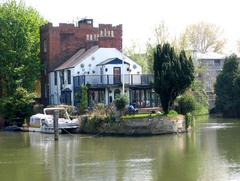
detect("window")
[111,30,114,37]
[54,71,57,85]
[86,34,89,41]
[43,40,47,53]
[214,59,221,66]
[104,29,107,36]
[61,71,64,84]
[67,70,71,84]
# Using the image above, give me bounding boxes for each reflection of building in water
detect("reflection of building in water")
[29,133,79,181]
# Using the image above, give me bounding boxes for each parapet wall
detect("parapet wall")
[80,115,186,136]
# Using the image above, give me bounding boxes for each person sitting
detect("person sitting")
[127,104,138,114]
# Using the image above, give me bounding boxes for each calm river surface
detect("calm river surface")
[1,116,240,181]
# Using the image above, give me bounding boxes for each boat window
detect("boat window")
[33,118,40,125]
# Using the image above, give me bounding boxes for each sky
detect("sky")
[14,0,240,53]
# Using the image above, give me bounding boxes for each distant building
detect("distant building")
[194,52,226,108]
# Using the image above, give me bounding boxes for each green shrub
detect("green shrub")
[178,95,197,115]
[79,85,88,114]
[166,110,178,117]
[115,94,128,115]
[0,87,36,125]
[185,112,194,128]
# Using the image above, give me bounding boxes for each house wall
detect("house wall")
[72,48,142,77]
[49,48,142,106]
[40,20,122,104]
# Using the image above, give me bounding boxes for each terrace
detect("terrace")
[73,74,154,88]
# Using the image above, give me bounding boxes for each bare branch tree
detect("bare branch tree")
[184,22,225,53]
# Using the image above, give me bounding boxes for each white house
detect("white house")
[48,46,160,108]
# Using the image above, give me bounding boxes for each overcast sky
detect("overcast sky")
[15,0,240,53]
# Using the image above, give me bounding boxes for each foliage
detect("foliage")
[121,113,163,119]
[114,94,128,115]
[185,112,194,128]
[83,103,117,132]
[191,80,209,108]
[0,87,36,124]
[0,0,46,96]
[183,22,225,53]
[124,41,148,73]
[154,21,170,45]
[153,43,195,113]
[177,95,197,115]
[177,79,209,116]
[166,110,179,117]
[215,54,240,117]
[79,85,88,114]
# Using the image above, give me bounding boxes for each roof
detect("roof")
[195,52,226,60]
[55,46,99,71]
[96,57,130,66]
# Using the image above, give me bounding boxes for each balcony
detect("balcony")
[73,74,153,87]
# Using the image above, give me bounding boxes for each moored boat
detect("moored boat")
[29,107,79,134]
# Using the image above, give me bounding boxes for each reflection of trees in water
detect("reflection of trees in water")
[29,133,203,181]
[216,118,240,165]
[3,121,238,181]
[0,132,50,181]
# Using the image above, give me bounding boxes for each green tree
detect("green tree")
[0,0,46,123]
[124,41,148,73]
[183,22,225,53]
[215,54,240,117]
[0,87,36,124]
[153,43,194,113]
[79,85,89,113]
[0,0,46,96]
[115,94,128,116]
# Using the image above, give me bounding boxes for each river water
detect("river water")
[1,116,240,181]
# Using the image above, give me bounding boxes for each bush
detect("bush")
[0,87,36,125]
[166,110,178,117]
[177,95,196,115]
[79,85,88,114]
[185,112,194,128]
[114,94,128,115]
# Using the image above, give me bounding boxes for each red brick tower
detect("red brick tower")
[40,19,122,104]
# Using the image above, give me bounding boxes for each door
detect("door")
[113,67,121,84]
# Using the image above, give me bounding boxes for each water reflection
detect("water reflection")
[1,116,240,180]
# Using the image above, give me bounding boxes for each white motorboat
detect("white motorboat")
[29,107,79,133]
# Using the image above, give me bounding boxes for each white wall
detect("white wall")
[72,48,142,77]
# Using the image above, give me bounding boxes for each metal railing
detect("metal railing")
[73,74,153,87]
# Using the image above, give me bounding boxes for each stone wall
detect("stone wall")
[80,115,186,136]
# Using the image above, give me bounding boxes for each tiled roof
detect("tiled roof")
[55,46,99,71]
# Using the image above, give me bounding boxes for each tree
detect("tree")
[0,0,46,123]
[0,0,46,96]
[183,22,225,53]
[0,87,36,125]
[153,43,194,113]
[124,41,148,73]
[154,21,170,45]
[79,85,88,114]
[115,94,128,116]
[215,54,240,117]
